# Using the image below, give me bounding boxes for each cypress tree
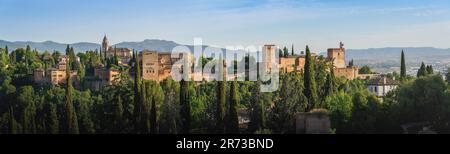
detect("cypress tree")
[324,69,335,98]
[65,62,79,134]
[69,47,78,70]
[5,45,8,55]
[113,95,124,133]
[348,59,354,67]
[216,58,226,133]
[150,97,157,134]
[134,51,142,132]
[400,50,406,80]
[11,49,17,64]
[25,45,31,59]
[426,65,434,75]
[180,79,191,134]
[4,45,8,64]
[25,45,31,72]
[446,68,450,84]
[140,81,150,133]
[44,103,59,134]
[8,107,17,134]
[65,45,70,56]
[23,102,37,134]
[113,48,119,65]
[226,80,239,134]
[303,45,318,111]
[291,44,295,56]
[417,62,427,77]
[249,80,264,133]
[283,47,289,57]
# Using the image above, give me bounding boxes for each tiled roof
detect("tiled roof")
[367,76,399,85]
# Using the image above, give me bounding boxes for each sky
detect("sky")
[1,0,450,51]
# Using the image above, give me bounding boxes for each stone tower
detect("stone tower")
[102,35,109,52]
[327,42,346,69]
[262,44,276,73]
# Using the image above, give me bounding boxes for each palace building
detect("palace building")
[102,35,132,65]
[33,55,77,85]
[328,42,360,80]
[140,50,188,82]
[278,42,359,80]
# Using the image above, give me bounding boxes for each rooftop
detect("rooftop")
[367,76,400,86]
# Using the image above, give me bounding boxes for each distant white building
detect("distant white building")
[367,76,399,97]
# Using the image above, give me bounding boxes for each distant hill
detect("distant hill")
[0,39,207,53]
[347,47,450,64]
[0,40,101,52]
[0,39,232,57]
[115,39,181,51]
[346,47,450,73]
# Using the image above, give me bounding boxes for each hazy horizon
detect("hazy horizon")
[3,38,450,52]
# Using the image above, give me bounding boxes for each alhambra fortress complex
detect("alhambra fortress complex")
[34,36,384,92]
[276,42,359,80]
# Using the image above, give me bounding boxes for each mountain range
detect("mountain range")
[0,39,185,52]
[1,39,449,73]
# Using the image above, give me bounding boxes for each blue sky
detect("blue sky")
[1,0,450,51]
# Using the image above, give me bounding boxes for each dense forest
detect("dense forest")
[1,45,450,134]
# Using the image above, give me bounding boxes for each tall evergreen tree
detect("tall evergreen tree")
[140,81,150,133]
[65,45,70,57]
[324,69,335,98]
[9,46,15,64]
[216,58,226,133]
[417,62,427,77]
[134,51,142,132]
[226,80,239,134]
[283,47,289,57]
[112,95,124,133]
[179,53,191,134]
[4,45,8,64]
[303,45,318,111]
[446,68,450,84]
[249,80,264,133]
[400,50,406,80]
[8,107,17,134]
[25,45,31,63]
[180,79,191,134]
[348,59,354,67]
[23,101,37,134]
[150,97,157,134]
[65,62,79,134]
[44,103,59,134]
[113,48,119,66]
[291,44,295,56]
[426,65,434,75]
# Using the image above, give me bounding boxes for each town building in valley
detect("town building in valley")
[367,76,399,97]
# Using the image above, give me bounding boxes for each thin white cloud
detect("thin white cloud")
[414,10,447,17]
